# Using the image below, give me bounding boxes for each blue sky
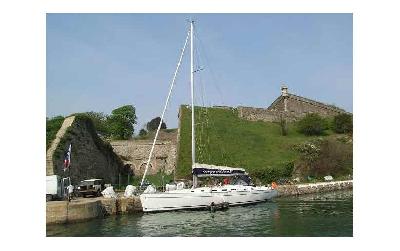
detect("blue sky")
[47,14,352,131]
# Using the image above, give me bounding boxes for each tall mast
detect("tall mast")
[190,21,197,188]
[140,28,190,187]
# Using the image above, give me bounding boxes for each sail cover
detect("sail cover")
[192,163,247,177]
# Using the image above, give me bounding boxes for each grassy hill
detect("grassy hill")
[176,106,341,182]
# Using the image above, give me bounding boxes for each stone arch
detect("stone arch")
[123,164,135,175]
[140,162,153,174]
[130,163,136,175]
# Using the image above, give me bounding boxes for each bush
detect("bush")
[314,138,352,177]
[249,162,294,184]
[297,113,327,136]
[46,116,64,150]
[333,113,353,134]
[293,138,353,178]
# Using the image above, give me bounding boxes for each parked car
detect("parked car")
[77,179,105,197]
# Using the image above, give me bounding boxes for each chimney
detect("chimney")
[281,85,288,97]
[281,85,288,112]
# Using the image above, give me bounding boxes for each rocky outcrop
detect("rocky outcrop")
[50,115,124,184]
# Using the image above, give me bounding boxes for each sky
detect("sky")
[47,14,352,131]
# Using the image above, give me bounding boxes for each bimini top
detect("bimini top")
[192,163,247,177]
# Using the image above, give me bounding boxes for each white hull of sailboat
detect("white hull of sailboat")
[140,185,278,212]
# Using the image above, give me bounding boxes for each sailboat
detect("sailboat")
[139,21,278,212]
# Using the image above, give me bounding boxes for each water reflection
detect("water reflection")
[47,190,352,237]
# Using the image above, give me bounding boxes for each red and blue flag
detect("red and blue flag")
[63,144,71,170]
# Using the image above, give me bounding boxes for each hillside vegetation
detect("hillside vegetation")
[176,106,351,183]
[51,114,126,184]
[46,116,65,150]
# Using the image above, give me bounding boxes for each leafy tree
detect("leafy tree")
[146,117,167,131]
[139,128,148,138]
[333,113,353,134]
[83,111,110,137]
[107,105,137,140]
[297,113,327,136]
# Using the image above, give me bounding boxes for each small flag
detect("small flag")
[63,144,71,171]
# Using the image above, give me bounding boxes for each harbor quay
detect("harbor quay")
[46,196,142,225]
[46,180,353,225]
[276,180,353,197]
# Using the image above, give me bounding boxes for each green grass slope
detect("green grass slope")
[46,116,65,150]
[176,106,332,181]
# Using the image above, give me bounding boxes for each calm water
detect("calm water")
[47,190,353,237]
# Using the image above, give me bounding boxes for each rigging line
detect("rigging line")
[140,29,190,187]
[194,28,226,106]
[194,27,231,166]
[195,28,230,167]
[194,40,211,164]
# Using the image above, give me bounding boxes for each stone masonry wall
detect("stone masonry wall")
[271,94,346,118]
[238,93,348,123]
[51,117,124,184]
[237,106,297,123]
[46,196,142,225]
[276,180,353,197]
[110,132,178,176]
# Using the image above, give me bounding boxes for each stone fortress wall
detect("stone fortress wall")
[46,116,76,175]
[237,86,349,123]
[50,116,124,184]
[46,86,350,180]
[117,85,350,176]
[110,130,178,176]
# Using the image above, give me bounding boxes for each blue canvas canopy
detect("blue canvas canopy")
[192,163,247,177]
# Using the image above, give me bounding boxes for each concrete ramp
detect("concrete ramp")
[46,116,75,175]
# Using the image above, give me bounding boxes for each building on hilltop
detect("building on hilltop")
[238,85,349,122]
[268,85,347,117]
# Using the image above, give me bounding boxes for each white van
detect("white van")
[46,175,71,201]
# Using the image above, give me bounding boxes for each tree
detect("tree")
[107,105,137,140]
[146,117,167,131]
[333,113,353,134]
[297,113,327,136]
[139,128,148,138]
[83,111,110,137]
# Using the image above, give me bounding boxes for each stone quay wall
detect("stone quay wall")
[276,180,353,197]
[46,181,352,225]
[46,196,142,225]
